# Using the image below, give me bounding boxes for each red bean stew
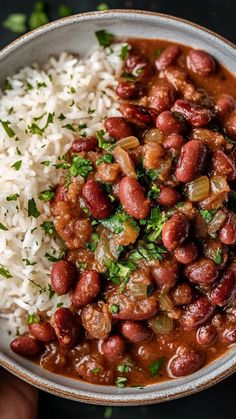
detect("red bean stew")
[11,38,236,387]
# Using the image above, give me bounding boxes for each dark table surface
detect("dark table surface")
[0,0,236,418]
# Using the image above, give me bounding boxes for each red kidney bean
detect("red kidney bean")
[10,336,42,358]
[174,241,198,265]
[184,258,218,285]
[101,335,126,362]
[171,99,213,127]
[71,270,101,309]
[211,150,236,181]
[162,212,189,251]
[76,354,113,385]
[116,81,143,100]
[50,260,77,295]
[169,349,205,377]
[82,180,113,219]
[163,133,185,150]
[152,258,179,292]
[125,54,154,80]
[219,213,236,245]
[186,49,215,77]
[104,117,133,140]
[121,321,152,343]
[155,45,180,70]
[119,176,150,219]
[70,136,98,153]
[157,186,181,207]
[224,111,236,139]
[171,283,194,305]
[222,327,236,343]
[175,139,207,182]
[196,324,218,345]
[210,269,236,307]
[148,80,176,113]
[156,111,186,135]
[52,308,80,349]
[180,296,215,329]
[215,94,236,118]
[119,103,157,128]
[29,322,56,343]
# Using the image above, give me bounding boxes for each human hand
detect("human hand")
[0,368,38,419]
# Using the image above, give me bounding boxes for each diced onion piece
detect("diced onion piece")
[116,136,140,150]
[158,294,174,311]
[144,128,164,143]
[200,176,230,210]
[211,176,230,194]
[94,233,117,272]
[148,313,174,334]
[187,176,210,202]
[116,221,139,246]
[158,156,173,181]
[113,146,136,177]
[208,210,227,235]
[127,282,148,298]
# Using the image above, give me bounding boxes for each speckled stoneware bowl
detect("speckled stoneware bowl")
[0,10,236,405]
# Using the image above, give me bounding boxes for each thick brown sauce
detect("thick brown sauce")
[33,38,236,387]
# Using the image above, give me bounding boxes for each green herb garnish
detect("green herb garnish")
[106,260,136,286]
[45,250,65,262]
[11,160,22,171]
[199,209,216,223]
[38,189,55,201]
[148,357,165,377]
[129,242,166,262]
[154,48,164,57]
[22,259,37,266]
[27,313,40,324]
[141,207,169,242]
[147,184,160,200]
[41,221,55,235]
[0,120,15,138]
[0,265,12,279]
[96,154,114,166]
[85,233,99,252]
[4,79,13,90]
[0,223,8,231]
[99,210,139,234]
[213,248,223,265]
[119,45,129,61]
[28,198,40,218]
[115,376,128,388]
[6,193,19,201]
[109,304,120,314]
[95,29,115,48]
[70,155,93,178]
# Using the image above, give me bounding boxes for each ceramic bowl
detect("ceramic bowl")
[0,10,235,406]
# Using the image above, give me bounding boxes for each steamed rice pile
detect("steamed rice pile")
[0,43,126,334]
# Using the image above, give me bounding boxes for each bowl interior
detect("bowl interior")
[0,10,236,405]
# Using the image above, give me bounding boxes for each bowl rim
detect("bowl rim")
[0,9,236,406]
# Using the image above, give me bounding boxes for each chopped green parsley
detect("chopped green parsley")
[28,198,40,218]
[95,29,115,48]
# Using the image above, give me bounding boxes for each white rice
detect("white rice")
[0,43,127,335]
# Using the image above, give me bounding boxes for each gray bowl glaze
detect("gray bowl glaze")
[0,10,236,405]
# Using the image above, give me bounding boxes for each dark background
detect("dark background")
[0,0,235,418]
